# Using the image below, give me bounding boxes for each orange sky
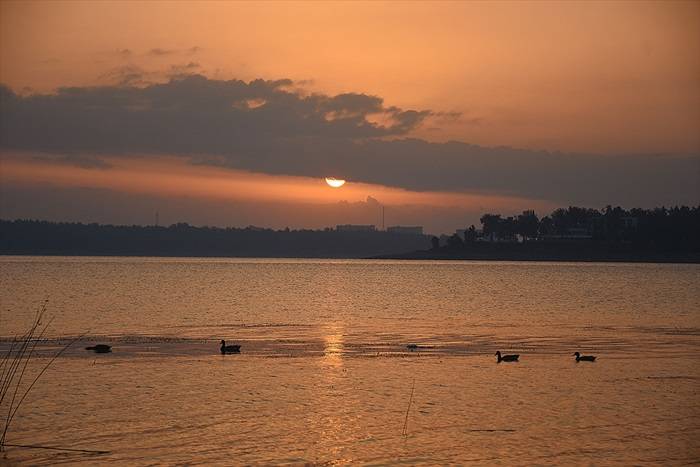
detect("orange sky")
[1,153,555,212]
[0,153,560,232]
[0,1,698,232]
[2,0,698,154]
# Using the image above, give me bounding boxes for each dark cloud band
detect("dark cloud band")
[0,75,697,206]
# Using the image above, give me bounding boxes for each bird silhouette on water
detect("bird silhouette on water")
[495,351,519,363]
[220,340,241,354]
[573,351,596,362]
[85,344,111,353]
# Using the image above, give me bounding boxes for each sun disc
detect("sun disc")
[325,177,346,188]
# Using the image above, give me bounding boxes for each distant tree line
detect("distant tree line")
[441,205,700,252]
[0,220,431,258]
[2,205,699,262]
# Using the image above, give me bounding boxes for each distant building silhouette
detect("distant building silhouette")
[336,224,376,232]
[387,226,423,235]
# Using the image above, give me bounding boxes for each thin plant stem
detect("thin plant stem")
[0,301,76,452]
[2,334,81,446]
[402,378,416,437]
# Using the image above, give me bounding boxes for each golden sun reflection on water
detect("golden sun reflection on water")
[315,322,356,463]
[322,323,345,366]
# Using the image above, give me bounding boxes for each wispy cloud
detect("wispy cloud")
[98,64,153,86]
[148,48,175,56]
[168,62,201,76]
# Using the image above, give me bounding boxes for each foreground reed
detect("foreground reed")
[0,301,77,451]
[402,378,416,437]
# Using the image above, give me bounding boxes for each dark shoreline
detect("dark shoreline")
[2,219,698,264]
[0,219,430,259]
[1,250,698,264]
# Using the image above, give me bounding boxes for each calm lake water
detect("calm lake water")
[1,256,699,465]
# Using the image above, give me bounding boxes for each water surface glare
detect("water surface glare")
[1,257,698,465]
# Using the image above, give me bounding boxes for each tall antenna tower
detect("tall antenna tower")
[155,210,159,227]
[381,205,385,231]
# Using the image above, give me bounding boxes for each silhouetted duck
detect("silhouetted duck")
[574,352,596,362]
[406,344,419,351]
[495,351,519,363]
[85,344,111,353]
[220,340,241,354]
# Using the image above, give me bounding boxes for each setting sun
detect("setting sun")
[324,177,346,188]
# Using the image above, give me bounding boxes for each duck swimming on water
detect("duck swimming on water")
[220,340,241,354]
[495,351,519,363]
[85,344,111,353]
[573,352,596,362]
